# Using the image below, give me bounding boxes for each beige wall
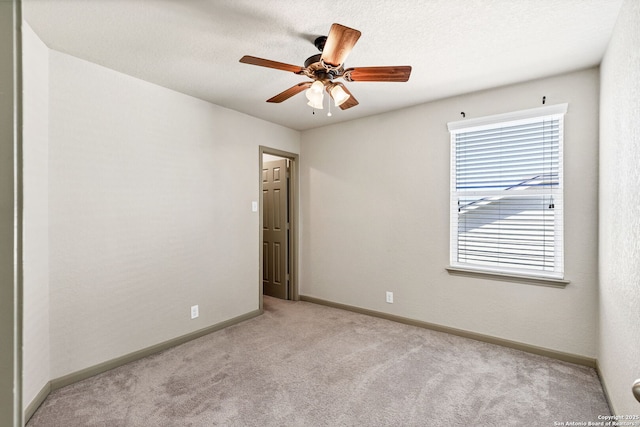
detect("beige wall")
[300,68,600,358]
[22,21,50,410]
[18,2,638,417]
[45,49,300,379]
[598,0,640,415]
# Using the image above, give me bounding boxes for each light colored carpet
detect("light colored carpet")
[28,296,610,426]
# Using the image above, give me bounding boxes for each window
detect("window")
[448,104,567,280]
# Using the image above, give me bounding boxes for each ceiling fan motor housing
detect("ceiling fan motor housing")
[304,53,322,68]
[303,53,342,81]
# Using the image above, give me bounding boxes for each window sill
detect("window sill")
[445,266,570,288]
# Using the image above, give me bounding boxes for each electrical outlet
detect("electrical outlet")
[386,291,394,304]
[190,305,199,319]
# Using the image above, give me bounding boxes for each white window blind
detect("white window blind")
[448,104,567,279]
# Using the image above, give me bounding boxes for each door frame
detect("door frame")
[258,146,299,312]
[1,1,23,425]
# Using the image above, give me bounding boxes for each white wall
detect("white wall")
[301,68,600,358]
[47,49,300,379]
[598,0,640,415]
[22,21,50,411]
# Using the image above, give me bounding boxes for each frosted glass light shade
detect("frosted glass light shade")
[308,80,324,94]
[305,81,324,109]
[307,97,323,109]
[330,85,350,106]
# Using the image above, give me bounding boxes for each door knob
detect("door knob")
[633,379,640,403]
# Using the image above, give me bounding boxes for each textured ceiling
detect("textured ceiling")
[23,0,623,131]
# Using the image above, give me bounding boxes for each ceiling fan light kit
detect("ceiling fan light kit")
[240,23,412,115]
[306,81,324,109]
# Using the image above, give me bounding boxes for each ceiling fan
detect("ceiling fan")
[239,23,411,112]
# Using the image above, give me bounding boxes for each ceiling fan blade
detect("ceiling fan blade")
[330,83,359,110]
[240,55,303,73]
[267,82,313,103]
[344,66,412,82]
[320,23,361,68]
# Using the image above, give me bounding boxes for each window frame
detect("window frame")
[447,104,568,285]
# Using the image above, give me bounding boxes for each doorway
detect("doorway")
[259,147,299,310]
